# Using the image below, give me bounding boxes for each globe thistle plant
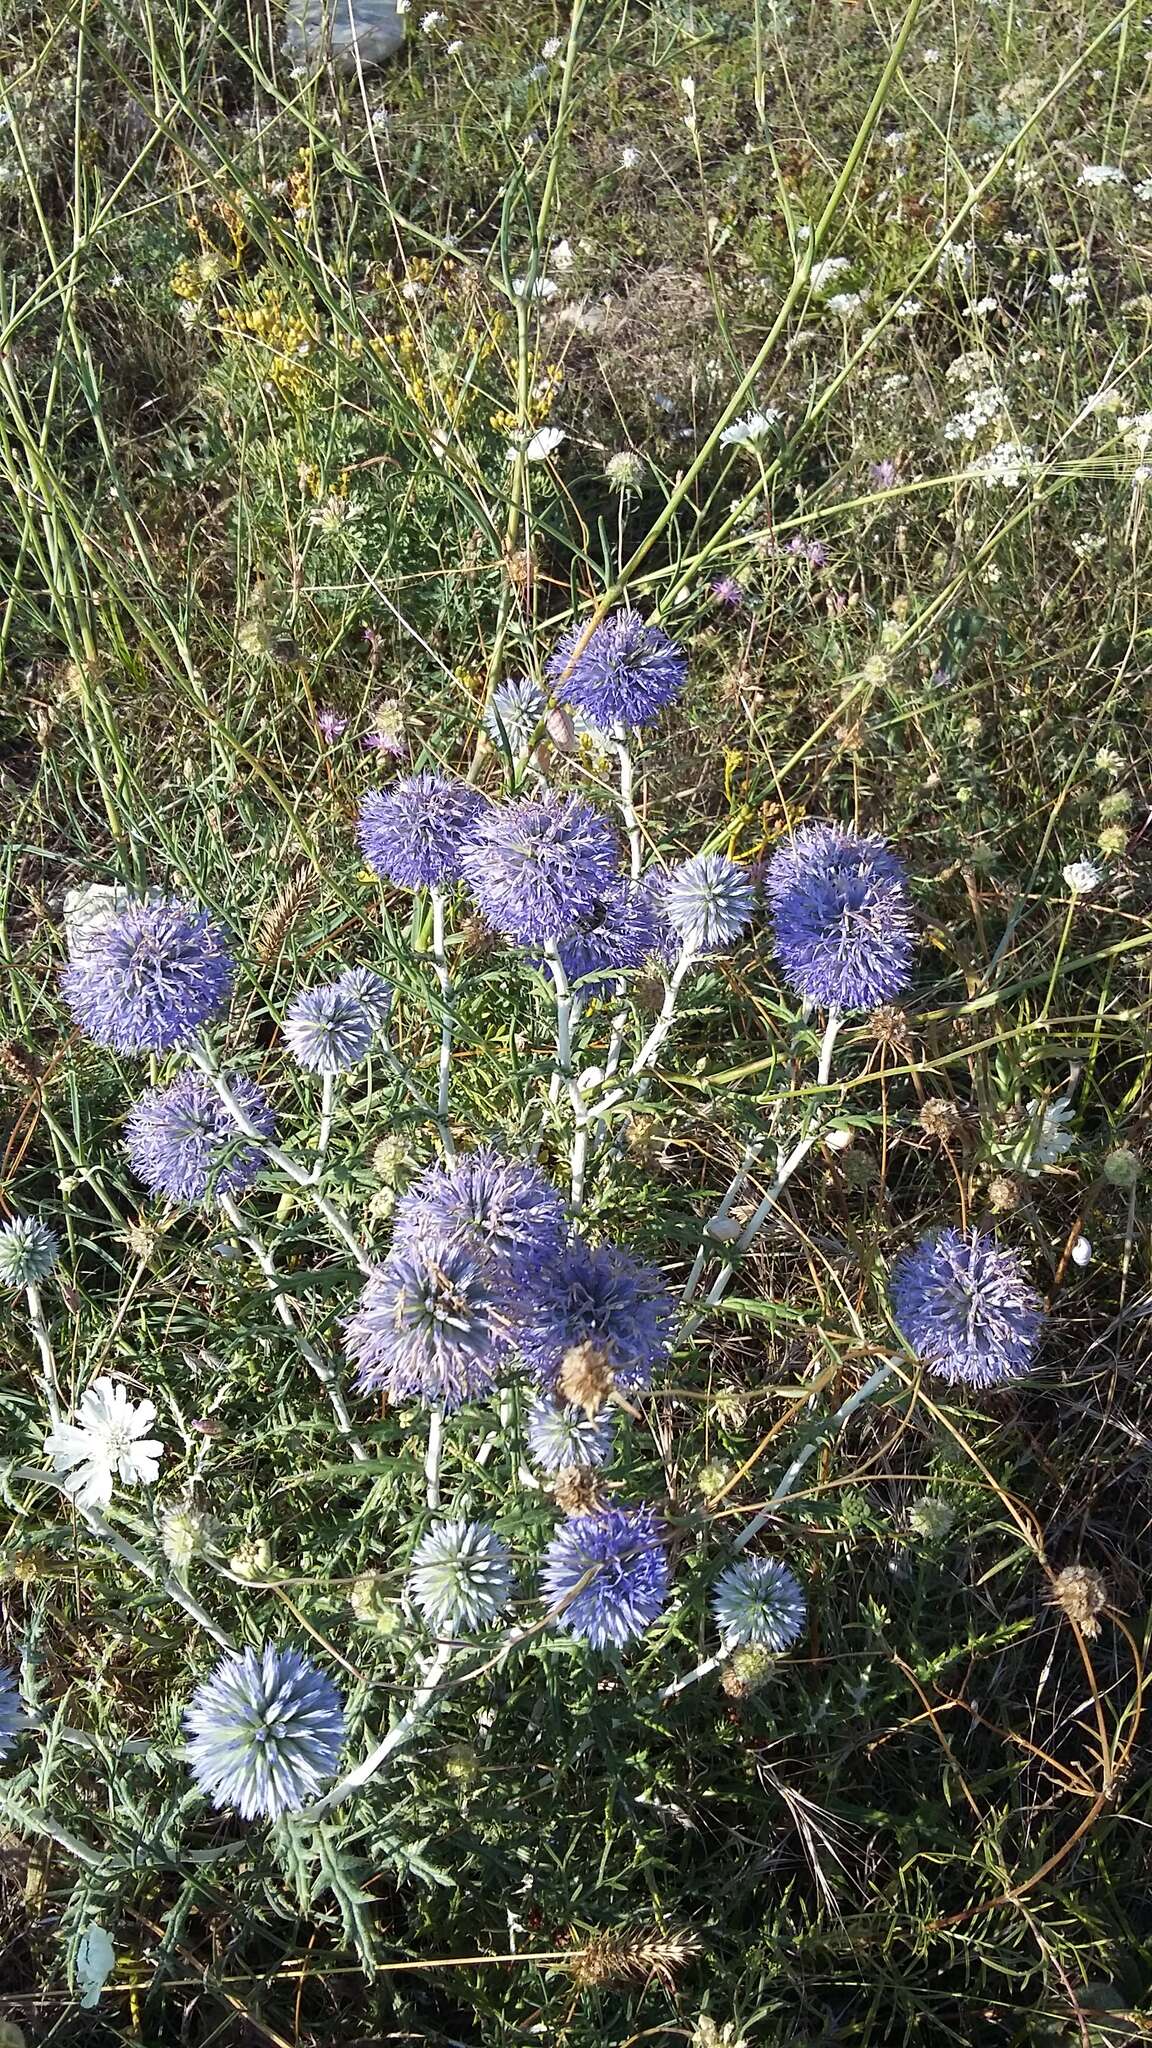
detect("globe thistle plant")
[889,1227,1044,1388]
[357,772,489,890]
[0,1216,59,1288]
[511,1237,676,1396]
[0,1668,28,1759]
[547,610,687,730]
[765,824,915,1011]
[344,1239,508,1409]
[283,982,376,1073]
[184,1644,345,1823]
[525,1396,616,1472]
[540,1503,670,1649]
[126,1072,274,1205]
[61,895,235,1053]
[554,878,673,990]
[711,1558,807,1652]
[392,1148,567,1274]
[460,793,620,947]
[661,853,757,955]
[482,678,548,756]
[407,1519,514,1634]
[334,966,393,1028]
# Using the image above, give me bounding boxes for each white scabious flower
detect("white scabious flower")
[507,425,566,463]
[1021,1096,1075,1175]
[718,408,780,448]
[45,1378,164,1510]
[408,1520,514,1635]
[809,255,852,292]
[619,145,641,170]
[511,274,559,302]
[1063,859,1101,894]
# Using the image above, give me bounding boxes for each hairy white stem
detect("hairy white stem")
[218,1194,368,1461]
[303,1642,455,1819]
[430,888,457,1163]
[25,1283,61,1426]
[425,1402,444,1510]
[590,943,697,1127]
[544,943,590,1211]
[611,723,643,880]
[189,1042,374,1277]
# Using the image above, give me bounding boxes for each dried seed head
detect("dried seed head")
[721,1646,776,1698]
[458,914,498,960]
[551,1465,605,1515]
[504,546,535,591]
[567,1927,702,1991]
[1051,1564,1108,1638]
[869,1004,912,1050]
[558,1340,616,1417]
[0,1040,43,1086]
[919,1097,966,1143]
[986,1172,1023,1214]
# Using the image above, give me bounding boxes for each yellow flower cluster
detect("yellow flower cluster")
[218,289,317,400]
[490,360,564,436]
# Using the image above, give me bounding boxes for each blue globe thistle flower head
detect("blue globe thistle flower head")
[526,1396,615,1473]
[392,1148,567,1275]
[184,1643,345,1823]
[0,1668,28,1758]
[540,1503,669,1649]
[765,823,914,1011]
[334,966,393,1028]
[889,1227,1044,1388]
[483,677,547,756]
[712,1557,807,1651]
[460,793,620,947]
[345,1238,509,1410]
[357,772,489,890]
[547,610,688,730]
[0,1215,60,1289]
[511,1237,676,1397]
[407,1520,514,1635]
[661,852,757,955]
[283,982,377,1074]
[126,1072,274,1206]
[554,878,674,991]
[61,895,235,1053]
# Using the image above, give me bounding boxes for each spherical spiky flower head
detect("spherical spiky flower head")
[334,967,393,1028]
[61,895,235,1053]
[407,1520,514,1635]
[526,1397,615,1472]
[554,879,674,991]
[547,610,687,730]
[765,824,915,1011]
[511,1237,676,1397]
[126,1072,274,1206]
[184,1643,345,1822]
[283,982,377,1073]
[460,793,620,947]
[393,1148,567,1274]
[711,1557,807,1651]
[357,772,489,890]
[889,1227,1044,1388]
[661,852,757,955]
[483,678,547,756]
[540,1503,669,1649]
[0,1668,28,1759]
[0,1215,59,1288]
[344,1239,508,1410]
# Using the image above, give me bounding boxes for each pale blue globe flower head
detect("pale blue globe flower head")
[483,677,548,756]
[334,966,393,1029]
[407,1520,514,1635]
[0,1668,29,1759]
[889,1227,1044,1389]
[345,1238,509,1410]
[392,1148,567,1275]
[61,894,235,1053]
[0,1215,60,1288]
[765,823,915,1011]
[712,1557,807,1652]
[540,1503,670,1649]
[661,852,757,955]
[283,982,376,1074]
[126,1072,274,1205]
[546,610,688,730]
[511,1236,676,1396]
[525,1396,615,1473]
[460,792,620,947]
[357,771,489,890]
[554,877,674,991]
[184,1643,345,1823]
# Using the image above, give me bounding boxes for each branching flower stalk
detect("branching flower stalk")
[302,1641,455,1820]
[216,1194,368,1461]
[544,941,592,1210]
[429,887,458,1162]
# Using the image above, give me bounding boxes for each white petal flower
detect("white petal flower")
[511,275,559,302]
[507,425,567,462]
[1021,1097,1075,1175]
[718,408,780,448]
[1063,859,1102,895]
[45,1378,164,1509]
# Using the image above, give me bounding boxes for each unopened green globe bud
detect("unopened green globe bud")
[1104,1146,1142,1189]
[605,449,645,490]
[160,1502,221,1573]
[372,1135,408,1184]
[229,1537,273,1581]
[907,1495,955,1542]
[0,1215,59,1289]
[350,1573,402,1634]
[696,1461,732,1504]
[444,1742,481,1787]
[0,2019,28,2048]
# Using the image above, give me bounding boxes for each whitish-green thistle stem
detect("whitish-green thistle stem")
[426,1401,444,1510]
[611,724,643,881]
[189,1042,374,1278]
[544,942,590,1211]
[430,887,457,1163]
[302,1642,455,1820]
[217,1194,368,1462]
[25,1283,62,1427]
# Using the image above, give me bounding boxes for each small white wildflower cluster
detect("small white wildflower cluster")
[967,440,1036,488]
[1078,163,1126,188]
[943,384,1007,443]
[1049,268,1089,306]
